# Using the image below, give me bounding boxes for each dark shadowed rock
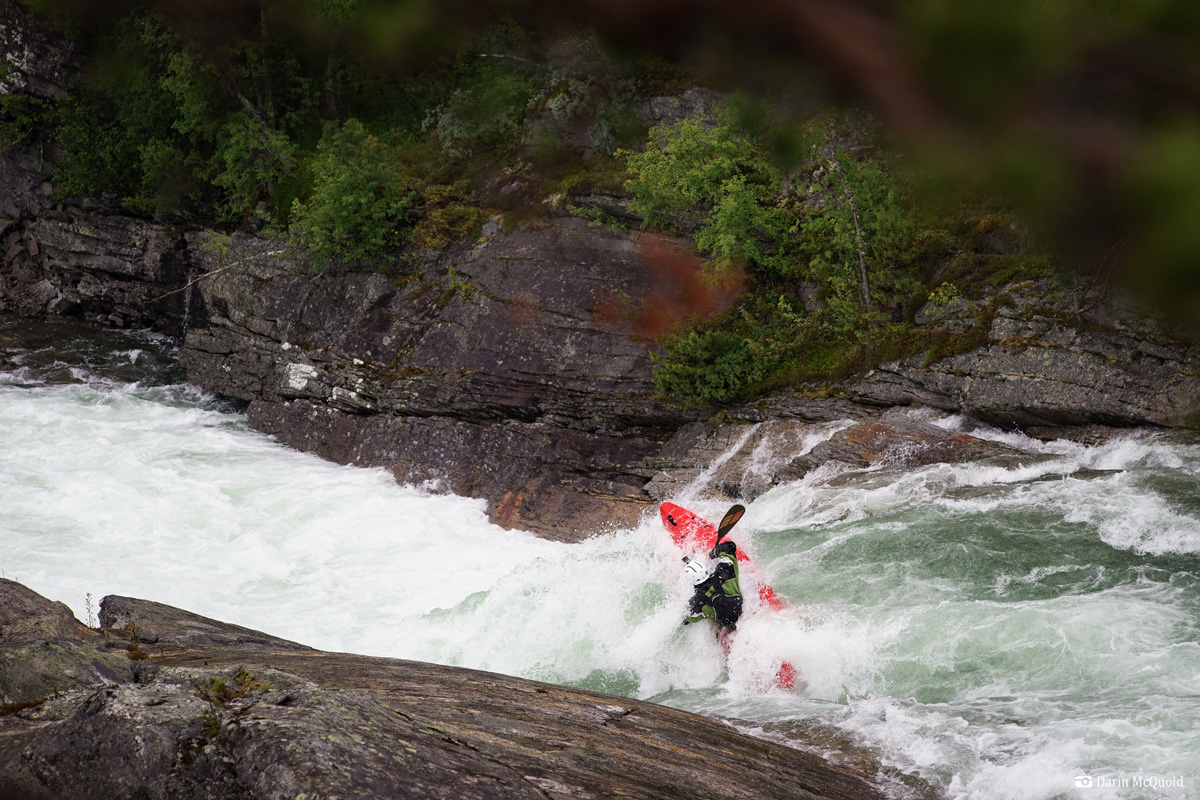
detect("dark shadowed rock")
[178,222,697,539]
[0,582,908,800]
[0,0,77,100]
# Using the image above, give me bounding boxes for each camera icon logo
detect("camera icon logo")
[1075,776,1094,788]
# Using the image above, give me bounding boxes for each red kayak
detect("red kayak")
[661,501,797,690]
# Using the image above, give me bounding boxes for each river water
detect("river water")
[1,314,1198,800]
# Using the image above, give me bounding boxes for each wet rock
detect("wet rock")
[0,581,900,800]
[849,282,1200,429]
[642,411,1033,502]
[777,410,1034,485]
[180,221,695,539]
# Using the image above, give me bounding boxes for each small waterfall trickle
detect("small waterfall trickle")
[180,262,197,337]
[676,423,762,501]
[673,419,855,503]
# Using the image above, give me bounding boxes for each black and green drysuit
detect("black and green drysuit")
[684,540,743,629]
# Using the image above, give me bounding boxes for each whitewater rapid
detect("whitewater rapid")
[1,315,1198,800]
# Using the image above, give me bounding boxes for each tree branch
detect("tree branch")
[829,150,873,313]
[152,248,287,302]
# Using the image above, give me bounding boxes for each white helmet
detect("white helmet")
[684,558,710,586]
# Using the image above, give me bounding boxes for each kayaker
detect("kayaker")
[682,540,743,629]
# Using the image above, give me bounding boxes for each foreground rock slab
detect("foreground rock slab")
[0,580,905,800]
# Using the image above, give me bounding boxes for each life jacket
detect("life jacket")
[707,541,741,599]
[685,540,743,628]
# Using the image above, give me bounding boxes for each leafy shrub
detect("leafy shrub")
[290,119,417,263]
[0,63,47,153]
[209,109,297,219]
[653,294,804,405]
[536,34,646,154]
[50,10,203,211]
[796,150,921,331]
[193,668,270,706]
[425,71,535,156]
[624,117,792,278]
[628,114,941,404]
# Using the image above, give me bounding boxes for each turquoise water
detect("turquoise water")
[1,314,1197,799]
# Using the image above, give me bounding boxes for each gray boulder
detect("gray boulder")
[0,580,904,800]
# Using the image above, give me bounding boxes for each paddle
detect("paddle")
[715,504,746,543]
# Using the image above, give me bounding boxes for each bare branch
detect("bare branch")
[477,53,542,70]
[829,151,873,313]
[152,248,287,302]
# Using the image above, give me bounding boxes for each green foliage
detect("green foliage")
[45,5,313,217]
[651,291,921,405]
[796,150,920,331]
[289,119,416,263]
[928,281,959,308]
[654,325,769,406]
[652,294,802,404]
[536,34,646,155]
[424,70,534,156]
[423,23,540,157]
[0,63,47,153]
[412,182,487,249]
[627,113,938,404]
[210,109,297,218]
[624,117,791,278]
[51,10,187,207]
[192,668,271,738]
[567,203,628,233]
[551,152,630,197]
[631,105,1075,406]
[193,668,271,706]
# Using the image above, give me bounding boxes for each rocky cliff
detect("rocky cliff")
[0,579,915,800]
[175,223,700,539]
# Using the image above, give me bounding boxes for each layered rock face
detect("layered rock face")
[4,201,1199,537]
[848,282,1200,430]
[177,223,700,539]
[0,579,902,800]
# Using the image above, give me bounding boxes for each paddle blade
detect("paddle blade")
[716,504,746,541]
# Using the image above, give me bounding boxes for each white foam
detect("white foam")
[0,381,559,652]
